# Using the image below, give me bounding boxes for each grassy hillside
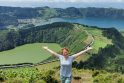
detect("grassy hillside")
[75,27,124,73]
[0,22,123,70]
[0,43,61,65]
[36,55,124,83]
[0,65,124,83]
[0,22,88,54]
[70,24,113,62]
[78,24,112,53]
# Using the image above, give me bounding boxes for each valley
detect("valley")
[0,6,124,83]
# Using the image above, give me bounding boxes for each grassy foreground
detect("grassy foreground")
[0,63,124,83]
[0,43,61,65]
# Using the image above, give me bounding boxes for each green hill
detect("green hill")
[0,22,88,53]
[0,22,89,65]
[0,22,124,71]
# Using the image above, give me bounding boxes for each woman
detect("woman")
[43,46,92,83]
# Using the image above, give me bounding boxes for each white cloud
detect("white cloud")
[0,0,124,3]
[0,0,124,8]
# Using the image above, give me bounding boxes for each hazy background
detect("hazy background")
[0,0,124,9]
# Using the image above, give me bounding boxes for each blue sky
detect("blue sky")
[0,0,124,9]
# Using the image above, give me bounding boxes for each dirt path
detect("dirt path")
[72,73,93,83]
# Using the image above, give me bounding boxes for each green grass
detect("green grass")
[36,61,60,70]
[0,43,61,65]
[78,25,112,53]
[1,65,124,83]
[0,24,113,65]
[71,24,113,62]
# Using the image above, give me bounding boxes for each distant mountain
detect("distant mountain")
[1,6,124,28]
[0,6,41,28]
[55,7,124,19]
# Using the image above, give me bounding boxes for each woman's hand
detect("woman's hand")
[42,46,60,57]
[72,46,93,59]
[86,46,92,51]
[42,46,48,50]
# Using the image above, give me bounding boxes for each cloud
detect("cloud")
[0,0,124,3]
[0,0,124,8]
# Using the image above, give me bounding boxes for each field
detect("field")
[72,24,113,62]
[78,25,112,53]
[0,43,61,65]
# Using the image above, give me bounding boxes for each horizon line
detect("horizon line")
[0,5,124,10]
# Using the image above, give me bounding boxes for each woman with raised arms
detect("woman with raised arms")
[42,46,92,83]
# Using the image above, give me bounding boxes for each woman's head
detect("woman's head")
[61,47,69,56]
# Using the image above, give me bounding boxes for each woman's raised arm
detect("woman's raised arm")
[42,46,60,57]
[72,46,92,59]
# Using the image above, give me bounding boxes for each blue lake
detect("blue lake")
[49,17,124,30]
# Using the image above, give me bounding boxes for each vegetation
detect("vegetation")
[0,22,124,82]
[78,24,112,53]
[0,22,88,54]
[73,27,124,74]
[0,22,124,73]
[0,66,124,83]
[0,43,61,64]
[0,67,58,83]
[0,5,124,83]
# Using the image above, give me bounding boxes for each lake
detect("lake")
[48,17,124,30]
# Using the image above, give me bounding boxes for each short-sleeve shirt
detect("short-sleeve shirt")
[58,55,74,77]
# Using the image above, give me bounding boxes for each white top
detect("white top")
[58,55,74,77]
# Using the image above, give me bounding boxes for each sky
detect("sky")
[0,0,124,9]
